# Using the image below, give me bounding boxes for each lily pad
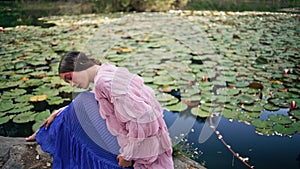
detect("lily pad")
[255,127,274,136]
[7,103,34,114]
[13,111,36,123]
[291,121,300,133]
[191,107,210,118]
[263,103,280,111]
[216,88,239,96]
[269,114,292,124]
[0,116,11,125]
[237,94,255,104]
[289,109,300,120]
[47,96,70,105]
[30,95,48,102]
[0,100,14,112]
[221,109,238,119]
[251,119,272,128]
[273,124,295,135]
[166,102,188,112]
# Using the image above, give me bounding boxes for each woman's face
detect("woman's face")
[60,70,90,89]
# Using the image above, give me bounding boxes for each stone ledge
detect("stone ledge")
[0,136,206,169]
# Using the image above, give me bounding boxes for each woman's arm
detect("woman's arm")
[25,106,66,141]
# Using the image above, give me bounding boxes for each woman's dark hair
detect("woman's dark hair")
[58,51,101,73]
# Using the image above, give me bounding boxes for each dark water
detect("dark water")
[164,109,300,169]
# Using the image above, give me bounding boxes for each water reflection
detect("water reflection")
[164,109,300,169]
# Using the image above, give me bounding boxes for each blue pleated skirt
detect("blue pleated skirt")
[36,92,133,169]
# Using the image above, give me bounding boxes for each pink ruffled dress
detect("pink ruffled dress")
[93,62,174,169]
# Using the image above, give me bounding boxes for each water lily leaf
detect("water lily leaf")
[47,96,70,105]
[221,108,238,119]
[238,112,253,123]
[2,89,27,99]
[181,87,200,97]
[19,79,43,88]
[263,103,280,111]
[14,94,34,103]
[34,86,59,96]
[268,114,292,124]
[255,127,274,136]
[0,81,23,89]
[191,107,210,118]
[34,110,51,121]
[0,100,14,112]
[166,102,188,112]
[268,98,289,108]
[289,109,300,120]
[216,95,231,104]
[229,81,249,88]
[244,103,264,112]
[153,75,175,86]
[272,124,295,135]
[7,103,34,114]
[13,111,36,123]
[216,88,239,96]
[143,76,154,83]
[156,93,176,102]
[237,94,254,104]
[57,85,73,93]
[0,115,11,125]
[30,95,48,102]
[251,119,272,128]
[246,111,261,118]
[291,121,300,132]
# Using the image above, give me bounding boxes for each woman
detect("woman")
[28,51,174,169]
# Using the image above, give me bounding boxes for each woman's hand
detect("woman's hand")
[41,107,64,130]
[117,155,132,168]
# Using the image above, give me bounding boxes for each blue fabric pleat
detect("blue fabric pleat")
[36,92,132,169]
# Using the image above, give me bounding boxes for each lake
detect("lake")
[164,108,300,169]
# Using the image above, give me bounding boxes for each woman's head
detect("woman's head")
[59,51,101,88]
[59,51,99,73]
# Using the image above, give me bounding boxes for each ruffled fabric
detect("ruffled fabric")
[36,92,132,169]
[94,63,174,169]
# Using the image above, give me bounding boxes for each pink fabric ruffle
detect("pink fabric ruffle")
[93,63,173,169]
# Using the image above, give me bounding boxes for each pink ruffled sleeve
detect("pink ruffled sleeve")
[94,63,173,165]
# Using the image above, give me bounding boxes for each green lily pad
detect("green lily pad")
[47,96,70,105]
[216,88,240,96]
[7,103,34,114]
[251,119,272,128]
[229,81,249,88]
[263,103,280,111]
[289,109,300,120]
[191,107,210,118]
[268,98,290,108]
[0,100,14,112]
[153,75,175,86]
[58,85,74,93]
[269,114,292,124]
[255,127,274,136]
[272,124,295,135]
[291,121,300,133]
[156,93,176,102]
[19,79,43,88]
[246,111,261,118]
[221,109,238,119]
[0,116,11,125]
[13,111,36,123]
[166,102,188,112]
[14,94,33,103]
[237,94,255,104]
